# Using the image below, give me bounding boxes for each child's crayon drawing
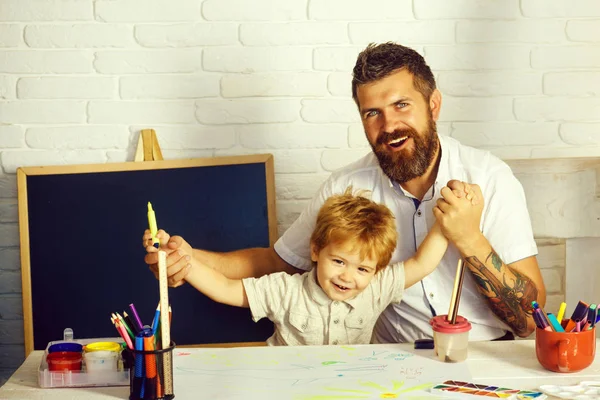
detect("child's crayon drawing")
[172,345,472,399]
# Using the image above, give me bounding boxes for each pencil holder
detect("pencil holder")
[124,341,176,400]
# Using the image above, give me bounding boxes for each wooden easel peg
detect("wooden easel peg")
[134,129,164,162]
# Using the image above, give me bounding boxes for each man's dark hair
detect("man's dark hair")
[352,42,436,106]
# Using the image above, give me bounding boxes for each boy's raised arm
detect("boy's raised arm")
[144,230,301,287]
[184,258,249,308]
[403,223,448,288]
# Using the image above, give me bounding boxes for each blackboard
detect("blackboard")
[17,155,277,355]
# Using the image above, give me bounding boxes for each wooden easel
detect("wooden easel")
[134,129,164,162]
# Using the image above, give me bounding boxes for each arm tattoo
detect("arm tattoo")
[485,252,503,272]
[464,250,538,335]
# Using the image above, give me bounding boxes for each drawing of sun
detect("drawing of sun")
[295,380,436,399]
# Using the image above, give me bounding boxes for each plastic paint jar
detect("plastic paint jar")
[48,342,83,353]
[84,341,122,353]
[430,314,472,363]
[84,350,119,373]
[46,351,83,372]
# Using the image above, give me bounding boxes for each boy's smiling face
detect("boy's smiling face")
[311,240,378,302]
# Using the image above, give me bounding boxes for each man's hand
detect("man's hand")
[142,229,193,287]
[433,181,484,250]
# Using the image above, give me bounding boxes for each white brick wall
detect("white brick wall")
[26,126,130,149]
[203,47,313,72]
[414,0,520,19]
[120,75,218,99]
[240,23,348,46]
[221,73,328,97]
[203,0,306,21]
[0,75,16,99]
[18,77,116,99]
[0,25,23,47]
[0,1,92,21]
[3,0,600,379]
[309,0,412,21]
[0,51,92,74]
[94,50,202,74]
[95,0,201,23]
[135,24,238,47]
[24,24,135,48]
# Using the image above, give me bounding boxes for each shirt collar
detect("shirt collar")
[306,269,364,309]
[306,269,332,306]
[435,134,451,193]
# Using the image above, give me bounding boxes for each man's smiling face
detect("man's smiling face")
[357,68,439,184]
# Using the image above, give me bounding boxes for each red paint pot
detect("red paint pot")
[47,351,82,372]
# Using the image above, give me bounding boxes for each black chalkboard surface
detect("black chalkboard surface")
[17,155,277,355]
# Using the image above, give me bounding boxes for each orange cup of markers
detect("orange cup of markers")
[535,326,596,373]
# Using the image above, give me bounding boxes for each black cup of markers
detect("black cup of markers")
[123,341,176,400]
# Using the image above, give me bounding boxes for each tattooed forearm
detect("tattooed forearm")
[464,250,538,335]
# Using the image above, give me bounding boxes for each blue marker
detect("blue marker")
[151,304,161,336]
[134,335,145,398]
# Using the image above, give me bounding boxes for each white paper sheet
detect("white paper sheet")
[172,344,472,399]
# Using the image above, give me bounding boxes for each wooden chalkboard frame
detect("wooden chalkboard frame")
[17,154,277,356]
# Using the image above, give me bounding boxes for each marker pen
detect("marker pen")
[147,202,160,248]
[546,313,565,333]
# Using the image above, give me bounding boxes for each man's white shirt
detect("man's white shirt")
[274,135,537,342]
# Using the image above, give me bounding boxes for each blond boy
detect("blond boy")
[151,184,481,346]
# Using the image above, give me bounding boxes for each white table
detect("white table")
[1,340,598,399]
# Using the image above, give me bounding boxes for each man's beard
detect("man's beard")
[369,117,439,184]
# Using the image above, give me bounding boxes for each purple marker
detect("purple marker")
[532,310,543,329]
[570,301,589,321]
[534,309,552,331]
[129,303,144,332]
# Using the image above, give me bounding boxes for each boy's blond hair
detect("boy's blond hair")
[310,187,397,272]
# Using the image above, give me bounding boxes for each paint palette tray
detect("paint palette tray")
[539,381,600,400]
[431,380,547,400]
[38,337,130,388]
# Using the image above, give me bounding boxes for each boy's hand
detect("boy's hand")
[142,229,193,287]
[448,180,480,205]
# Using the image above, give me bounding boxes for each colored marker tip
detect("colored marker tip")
[531,301,539,308]
[148,202,153,211]
[153,242,159,249]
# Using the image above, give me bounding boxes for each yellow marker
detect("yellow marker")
[147,202,160,248]
[556,302,567,323]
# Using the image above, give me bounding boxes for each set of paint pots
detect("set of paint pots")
[46,341,122,373]
[46,342,84,372]
[82,342,121,373]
